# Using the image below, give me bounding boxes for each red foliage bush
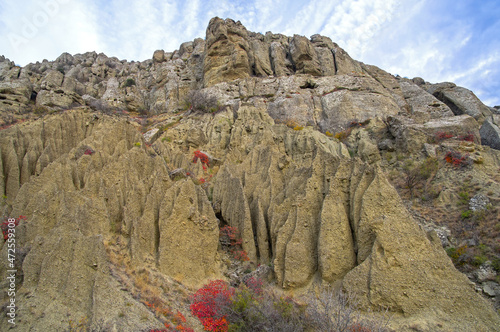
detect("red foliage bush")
[190,280,234,332]
[349,323,373,332]
[219,225,242,248]
[84,148,94,156]
[219,225,250,262]
[435,131,454,142]
[444,151,471,168]
[193,150,209,170]
[458,133,475,142]
[144,300,193,331]
[233,250,250,262]
[244,276,263,296]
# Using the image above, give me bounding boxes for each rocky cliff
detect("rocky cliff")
[0,17,499,331]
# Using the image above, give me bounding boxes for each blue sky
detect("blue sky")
[1,0,499,106]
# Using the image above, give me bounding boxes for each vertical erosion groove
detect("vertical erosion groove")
[154,204,160,267]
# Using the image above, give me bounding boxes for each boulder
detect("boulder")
[152,49,165,63]
[480,116,500,150]
[428,83,492,123]
[40,70,64,90]
[0,80,33,108]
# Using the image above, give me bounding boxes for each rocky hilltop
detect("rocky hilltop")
[0,17,499,331]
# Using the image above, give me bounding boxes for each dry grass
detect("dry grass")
[103,235,197,329]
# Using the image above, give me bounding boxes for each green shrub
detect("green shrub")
[472,255,488,266]
[461,210,473,219]
[402,157,439,198]
[492,258,500,272]
[123,78,136,88]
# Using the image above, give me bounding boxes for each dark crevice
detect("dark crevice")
[154,203,160,267]
[331,49,338,75]
[264,212,273,259]
[215,211,227,228]
[432,92,463,116]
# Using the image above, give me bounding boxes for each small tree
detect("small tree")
[186,90,219,113]
[402,157,438,198]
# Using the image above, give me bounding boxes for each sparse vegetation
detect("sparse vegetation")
[402,157,439,198]
[123,78,136,88]
[186,90,220,113]
[190,280,390,332]
[444,150,471,168]
[219,225,250,262]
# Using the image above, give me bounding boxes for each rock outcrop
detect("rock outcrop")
[428,82,492,123]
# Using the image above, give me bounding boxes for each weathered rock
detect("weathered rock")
[399,79,454,122]
[310,34,337,76]
[358,136,381,164]
[469,194,490,211]
[269,40,294,76]
[343,170,500,331]
[289,35,322,76]
[249,39,274,76]
[36,89,83,108]
[412,77,425,86]
[480,116,500,150]
[0,56,18,80]
[429,83,492,123]
[331,43,363,75]
[483,282,500,297]
[0,110,222,330]
[158,179,221,286]
[0,16,499,332]
[388,114,481,153]
[40,70,64,90]
[476,263,497,283]
[0,80,33,110]
[203,17,251,87]
[318,160,356,282]
[320,84,400,131]
[153,49,165,63]
[362,64,408,112]
[143,128,160,143]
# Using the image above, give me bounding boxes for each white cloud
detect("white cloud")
[0,0,103,64]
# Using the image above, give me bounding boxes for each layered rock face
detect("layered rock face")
[0,17,499,332]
